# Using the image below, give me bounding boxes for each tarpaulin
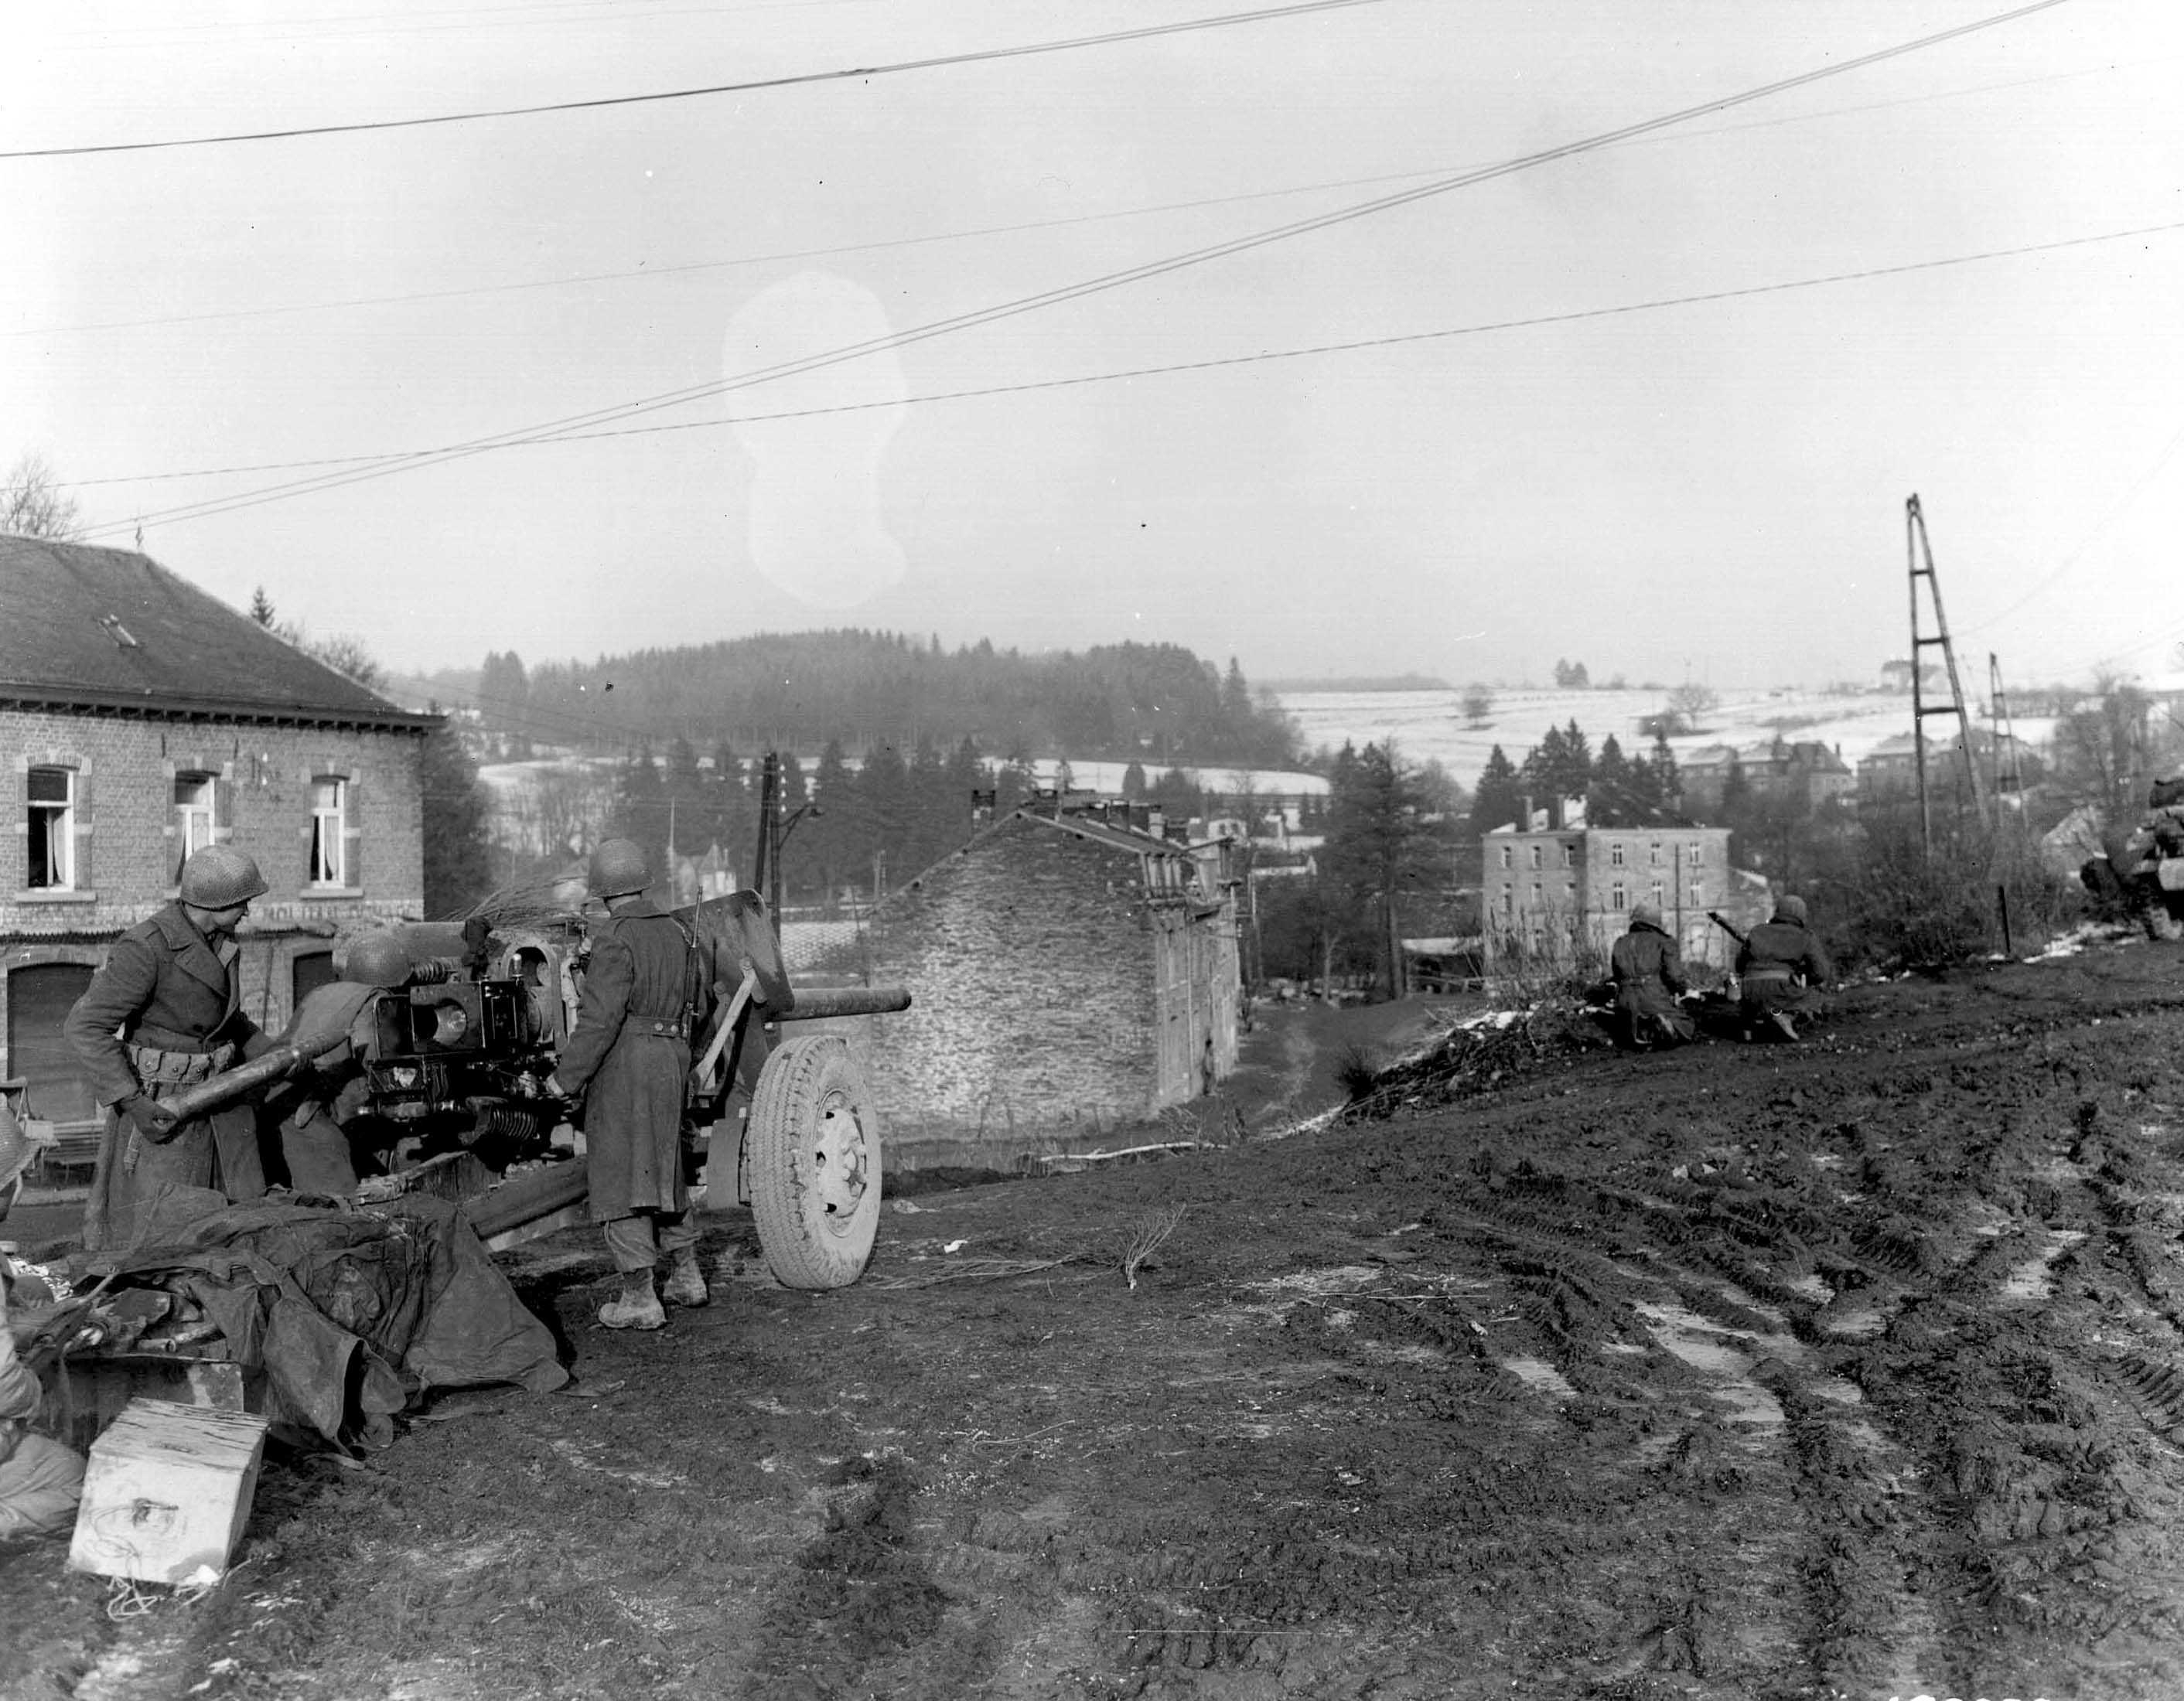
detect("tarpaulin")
[78,1185,567,1450]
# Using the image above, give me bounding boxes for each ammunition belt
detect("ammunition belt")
[128,1041,238,1086]
[634,1014,693,1040]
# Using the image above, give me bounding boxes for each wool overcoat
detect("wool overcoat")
[556,899,708,1221]
[63,904,275,1246]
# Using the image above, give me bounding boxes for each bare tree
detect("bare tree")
[2,452,84,540]
[1663,682,1718,735]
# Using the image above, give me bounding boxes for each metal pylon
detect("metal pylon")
[1987,652,2026,808]
[1904,494,1991,852]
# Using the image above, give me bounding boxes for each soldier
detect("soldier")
[545,838,712,1331]
[65,844,285,1247]
[1609,902,1694,1049]
[1735,894,1833,1041]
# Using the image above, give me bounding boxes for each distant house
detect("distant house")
[1680,739,1854,813]
[842,804,1241,1150]
[1,536,437,1138]
[1481,817,1770,973]
[1858,728,2038,802]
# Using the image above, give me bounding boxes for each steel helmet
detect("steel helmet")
[1630,902,1664,930]
[1774,895,1809,925]
[587,837,651,899]
[179,844,268,908]
[342,932,415,988]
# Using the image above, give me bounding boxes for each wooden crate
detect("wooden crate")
[68,1397,271,1583]
[53,1352,259,1454]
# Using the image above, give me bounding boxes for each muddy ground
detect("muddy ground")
[9,940,2184,1700]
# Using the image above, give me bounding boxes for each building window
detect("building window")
[1687,843,1703,866]
[1503,888,1514,915]
[1531,882,1542,908]
[27,766,74,889]
[1528,844,1542,869]
[1562,844,1575,868]
[1610,841,1626,867]
[174,772,216,882]
[1650,882,1664,910]
[309,776,347,886]
[1690,879,1703,902]
[1499,845,1512,869]
[1649,841,1662,866]
[1611,882,1626,911]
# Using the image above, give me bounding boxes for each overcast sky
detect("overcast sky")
[6,1,2179,694]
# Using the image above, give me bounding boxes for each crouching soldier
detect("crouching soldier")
[65,845,287,1249]
[1610,902,1695,1049]
[1736,895,1832,1041]
[545,839,714,1331]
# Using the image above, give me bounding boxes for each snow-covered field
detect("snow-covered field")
[1271,685,2047,790]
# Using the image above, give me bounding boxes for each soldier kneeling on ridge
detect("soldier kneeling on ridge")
[1609,902,1696,1050]
[1735,895,1832,1041]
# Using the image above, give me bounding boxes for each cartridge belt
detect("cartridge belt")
[634,1014,693,1040]
[128,1041,238,1085]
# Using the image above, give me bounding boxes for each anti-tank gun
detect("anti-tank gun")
[164,894,911,1290]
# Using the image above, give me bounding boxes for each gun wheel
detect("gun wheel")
[749,1035,882,1290]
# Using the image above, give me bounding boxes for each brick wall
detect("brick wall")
[852,816,1164,1147]
[2,707,427,1090]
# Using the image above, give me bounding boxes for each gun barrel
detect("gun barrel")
[773,986,912,1022]
[157,1030,350,1123]
[1708,909,1749,946]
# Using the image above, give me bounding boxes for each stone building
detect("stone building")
[2,537,437,1144]
[1481,808,1769,973]
[845,806,1240,1151]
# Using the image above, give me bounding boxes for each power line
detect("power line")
[19,55,2141,345]
[0,0,1397,160]
[75,0,2077,542]
[73,215,2177,505]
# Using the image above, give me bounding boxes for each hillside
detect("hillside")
[468,632,1302,768]
[12,936,2184,1697]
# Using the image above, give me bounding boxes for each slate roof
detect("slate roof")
[0,534,436,730]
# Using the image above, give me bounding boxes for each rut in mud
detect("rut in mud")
[7,942,2184,1701]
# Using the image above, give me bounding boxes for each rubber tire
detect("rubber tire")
[749,1035,882,1290]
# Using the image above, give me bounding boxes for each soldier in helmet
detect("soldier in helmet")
[64,844,287,1247]
[545,838,713,1331]
[1609,902,1694,1049]
[1735,894,1833,1041]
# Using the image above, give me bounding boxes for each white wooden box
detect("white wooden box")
[67,1397,271,1583]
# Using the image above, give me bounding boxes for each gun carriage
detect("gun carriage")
[160,894,909,1290]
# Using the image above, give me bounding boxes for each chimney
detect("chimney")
[1148,806,1165,839]
[1547,796,1565,831]
[1517,793,1533,832]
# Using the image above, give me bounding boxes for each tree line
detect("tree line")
[475,632,1300,769]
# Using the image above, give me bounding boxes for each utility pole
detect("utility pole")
[1905,494,1991,854]
[754,752,780,915]
[1988,652,2026,809]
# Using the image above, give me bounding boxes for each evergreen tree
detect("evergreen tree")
[806,741,855,902]
[1469,745,1523,839]
[1323,743,1453,997]
[1121,760,1148,801]
[249,587,276,627]
[420,715,494,918]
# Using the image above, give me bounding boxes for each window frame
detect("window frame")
[27,765,76,891]
[173,772,217,884]
[308,775,348,888]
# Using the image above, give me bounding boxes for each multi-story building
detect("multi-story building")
[2,537,437,1141]
[1481,806,1770,972]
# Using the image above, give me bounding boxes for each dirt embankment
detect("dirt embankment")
[9,942,2184,1700]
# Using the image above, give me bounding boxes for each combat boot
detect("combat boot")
[599,1272,665,1331]
[662,1250,711,1309]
